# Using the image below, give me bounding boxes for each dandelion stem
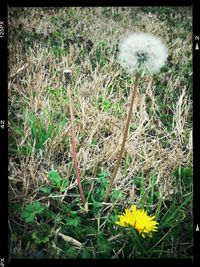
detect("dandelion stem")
[104,74,139,202]
[64,71,86,206]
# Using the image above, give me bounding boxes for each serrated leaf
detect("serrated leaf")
[97,170,109,188]
[22,212,35,223]
[39,186,51,194]
[32,232,50,244]
[22,202,45,223]
[48,170,62,188]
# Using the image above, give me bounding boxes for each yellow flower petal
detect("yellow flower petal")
[115,205,159,238]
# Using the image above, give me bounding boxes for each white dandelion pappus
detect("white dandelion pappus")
[117,32,168,74]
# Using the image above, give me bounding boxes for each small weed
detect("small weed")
[48,170,69,192]
[32,223,51,244]
[96,96,111,111]
[95,169,109,199]
[21,202,45,223]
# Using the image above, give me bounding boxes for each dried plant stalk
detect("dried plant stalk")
[104,75,139,202]
[65,71,86,205]
[58,232,83,247]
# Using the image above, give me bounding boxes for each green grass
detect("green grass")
[10,166,192,258]
[8,7,192,259]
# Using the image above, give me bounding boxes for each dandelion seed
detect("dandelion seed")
[116,205,159,238]
[104,32,168,202]
[117,32,168,74]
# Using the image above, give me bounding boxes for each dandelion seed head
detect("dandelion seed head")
[117,32,168,74]
[115,205,159,238]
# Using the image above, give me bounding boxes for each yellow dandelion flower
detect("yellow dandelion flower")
[115,205,159,238]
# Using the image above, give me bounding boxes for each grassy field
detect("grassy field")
[8,7,193,259]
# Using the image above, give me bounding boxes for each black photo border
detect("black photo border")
[0,0,199,266]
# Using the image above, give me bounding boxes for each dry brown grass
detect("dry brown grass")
[8,6,192,214]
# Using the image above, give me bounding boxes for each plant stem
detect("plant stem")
[104,74,139,202]
[65,71,86,205]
